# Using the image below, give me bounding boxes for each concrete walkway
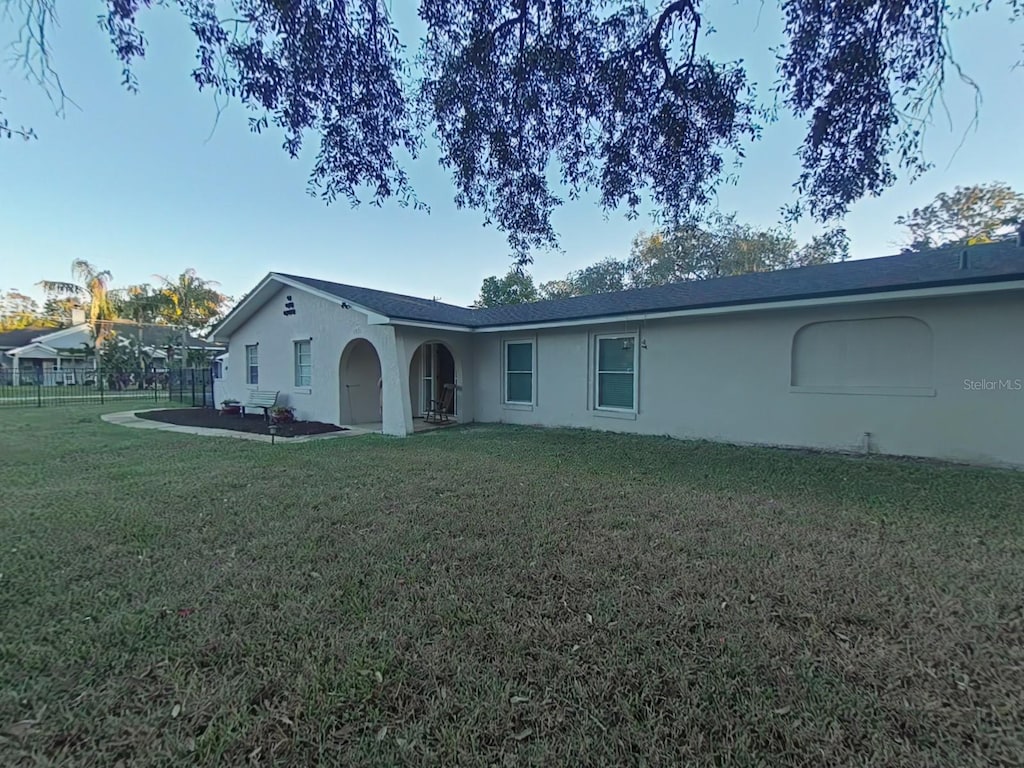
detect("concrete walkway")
[101,409,376,444]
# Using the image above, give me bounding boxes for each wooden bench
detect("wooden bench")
[240,390,279,421]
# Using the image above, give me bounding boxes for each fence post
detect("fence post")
[36,380,42,408]
[98,364,105,405]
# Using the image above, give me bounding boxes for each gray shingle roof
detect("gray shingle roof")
[0,323,223,351]
[0,327,57,349]
[279,240,1024,329]
[275,274,478,326]
[103,322,224,349]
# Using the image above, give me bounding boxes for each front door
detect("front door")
[436,344,456,415]
[419,344,457,416]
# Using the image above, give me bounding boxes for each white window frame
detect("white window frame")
[245,344,259,386]
[594,332,639,413]
[293,339,312,389]
[503,338,535,406]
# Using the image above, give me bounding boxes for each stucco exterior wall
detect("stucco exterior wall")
[222,286,412,434]
[221,286,476,435]
[471,291,1024,467]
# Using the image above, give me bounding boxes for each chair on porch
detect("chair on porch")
[424,383,455,424]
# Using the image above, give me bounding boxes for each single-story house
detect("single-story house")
[210,240,1024,467]
[1,319,225,385]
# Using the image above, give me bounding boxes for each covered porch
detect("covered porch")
[4,343,96,387]
[336,330,470,436]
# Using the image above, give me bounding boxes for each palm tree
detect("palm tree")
[38,260,116,343]
[112,284,168,369]
[155,269,227,367]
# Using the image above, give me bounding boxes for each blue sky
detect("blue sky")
[1,3,1021,308]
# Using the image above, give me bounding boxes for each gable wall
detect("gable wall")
[222,285,403,428]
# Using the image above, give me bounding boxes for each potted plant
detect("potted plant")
[270,405,295,425]
[220,398,241,415]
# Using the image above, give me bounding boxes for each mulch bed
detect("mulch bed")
[137,408,346,437]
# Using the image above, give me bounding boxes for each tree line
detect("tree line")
[476,182,1024,307]
[1,261,229,343]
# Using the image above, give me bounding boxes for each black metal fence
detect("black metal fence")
[0,368,214,409]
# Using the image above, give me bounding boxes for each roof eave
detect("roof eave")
[211,273,394,341]
[472,276,1024,332]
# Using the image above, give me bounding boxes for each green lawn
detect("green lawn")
[1,406,1023,766]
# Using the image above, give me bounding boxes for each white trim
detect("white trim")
[209,274,277,340]
[6,342,62,357]
[385,318,475,332]
[593,332,639,413]
[270,274,393,326]
[293,339,312,388]
[502,337,536,406]
[28,324,89,344]
[474,279,1024,333]
[245,344,259,386]
[211,273,394,340]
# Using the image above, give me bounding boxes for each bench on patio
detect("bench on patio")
[241,390,279,421]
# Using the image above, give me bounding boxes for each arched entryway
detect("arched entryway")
[409,341,458,419]
[339,338,383,426]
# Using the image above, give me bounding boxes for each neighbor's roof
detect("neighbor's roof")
[272,240,1024,330]
[0,326,59,349]
[100,322,224,350]
[2,322,224,352]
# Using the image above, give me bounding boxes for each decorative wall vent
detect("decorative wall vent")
[283,295,296,317]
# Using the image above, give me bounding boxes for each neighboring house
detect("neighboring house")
[210,241,1024,467]
[1,320,225,385]
[0,326,75,384]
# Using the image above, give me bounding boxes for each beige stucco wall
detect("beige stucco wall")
[221,286,408,433]
[471,291,1024,467]
[221,285,475,435]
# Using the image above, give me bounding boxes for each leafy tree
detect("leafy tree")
[0,289,52,330]
[474,270,540,307]
[535,278,577,301]
[155,269,228,366]
[38,260,116,342]
[485,215,848,306]
[114,284,166,324]
[111,284,168,368]
[98,331,151,377]
[626,214,837,286]
[539,258,629,299]
[793,227,851,267]
[4,1,1020,260]
[895,182,1024,251]
[41,295,81,324]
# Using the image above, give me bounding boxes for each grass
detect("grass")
[1,405,1023,766]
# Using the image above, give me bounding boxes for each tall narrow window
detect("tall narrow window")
[504,340,534,405]
[245,344,259,385]
[595,334,637,411]
[294,340,312,387]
